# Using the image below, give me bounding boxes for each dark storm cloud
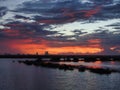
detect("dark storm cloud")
[106,22,120,30]
[108,22,120,26]
[47,29,120,54]
[46,29,88,42]
[15,0,96,23]
[33,29,120,55]
[113,27,120,30]
[0,30,6,38]
[13,0,120,24]
[14,15,30,19]
[72,29,87,35]
[0,7,8,17]
[87,30,120,54]
[96,3,120,20]
[92,30,120,45]
[1,21,58,41]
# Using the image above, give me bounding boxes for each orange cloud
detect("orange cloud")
[62,6,101,18]
[88,39,101,44]
[87,61,102,69]
[9,40,103,54]
[83,6,101,18]
[46,46,104,54]
[15,45,103,55]
[1,37,104,54]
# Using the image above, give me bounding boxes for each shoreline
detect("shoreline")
[18,59,120,75]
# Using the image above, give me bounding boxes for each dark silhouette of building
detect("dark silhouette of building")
[45,51,49,55]
[36,52,39,55]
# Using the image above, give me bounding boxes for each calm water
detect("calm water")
[0,59,120,90]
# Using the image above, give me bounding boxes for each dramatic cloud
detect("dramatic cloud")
[0,7,8,17]
[15,0,120,22]
[0,0,120,55]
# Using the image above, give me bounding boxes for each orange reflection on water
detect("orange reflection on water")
[87,61,102,69]
[110,61,115,65]
[78,61,85,64]
[94,61,102,64]
[59,62,65,65]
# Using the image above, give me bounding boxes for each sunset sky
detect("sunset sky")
[0,0,120,55]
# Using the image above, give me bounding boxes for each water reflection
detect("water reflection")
[19,59,120,75]
[86,61,102,69]
[0,59,120,90]
[110,61,115,65]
